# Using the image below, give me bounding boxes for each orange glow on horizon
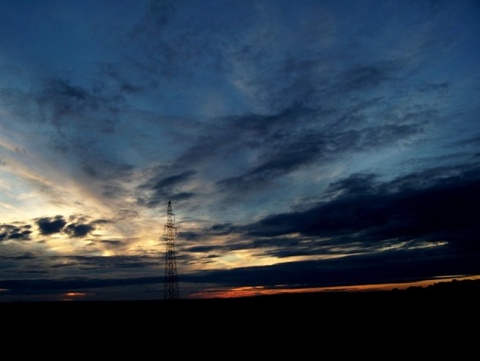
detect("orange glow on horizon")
[61,292,88,301]
[187,275,480,300]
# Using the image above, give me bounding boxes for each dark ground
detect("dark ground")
[2,279,478,351]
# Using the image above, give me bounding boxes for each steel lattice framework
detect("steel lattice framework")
[163,201,179,300]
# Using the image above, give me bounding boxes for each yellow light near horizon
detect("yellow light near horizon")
[65,292,87,297]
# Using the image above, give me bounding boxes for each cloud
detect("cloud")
[341,65,389,91]
[242,161,480,252]
[63,223,95,238]
[0,223,31,241]
[1,246,479,300]
[138,169,197,207]
[36,216,67,235]
[214,108,424,194]
[0,275,164,294]
[182,247,480,289]
[34,215,98,239]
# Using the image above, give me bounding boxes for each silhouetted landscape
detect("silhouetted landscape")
[3,280,478,347]
[3,278,479,319]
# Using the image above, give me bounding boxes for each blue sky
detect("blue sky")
[0,0,479,302]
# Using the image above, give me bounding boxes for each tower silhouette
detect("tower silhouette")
[163,201,179,300]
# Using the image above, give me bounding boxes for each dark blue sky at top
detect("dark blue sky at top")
[0,0,479,301]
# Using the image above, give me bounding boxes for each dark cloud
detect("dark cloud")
[138,169,197,207]
[215,111,424,194]
[152,170,197,191]
[29,76,129,161]
[113,210,138,222]
[326,173,379,197]
[100,240,123,247]
[417,82,449,93]
[37,79,107,123]
[36,216,67,235]
[34,216,97,238]
[0,275,164,295]
[4,246,479,299]
[0,223,31,241]
[127,0,208,78]
[174,109,307,173]
[63,223,95,238]
[182,247,480,290]
[178,231,201,241]
[208,223,235,235]
[70,255,158,270]
[340,64,389,91]
[129,0,177,40]
[243,162,480,253]
[96,62,146,95]
[185,245,219,254]
[81,160,134,181]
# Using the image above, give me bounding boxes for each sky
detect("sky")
[0,0,479,302]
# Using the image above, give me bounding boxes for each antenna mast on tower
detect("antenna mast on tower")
[163,201,179,300]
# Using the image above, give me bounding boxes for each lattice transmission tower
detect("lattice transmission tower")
[163,201,179,300]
